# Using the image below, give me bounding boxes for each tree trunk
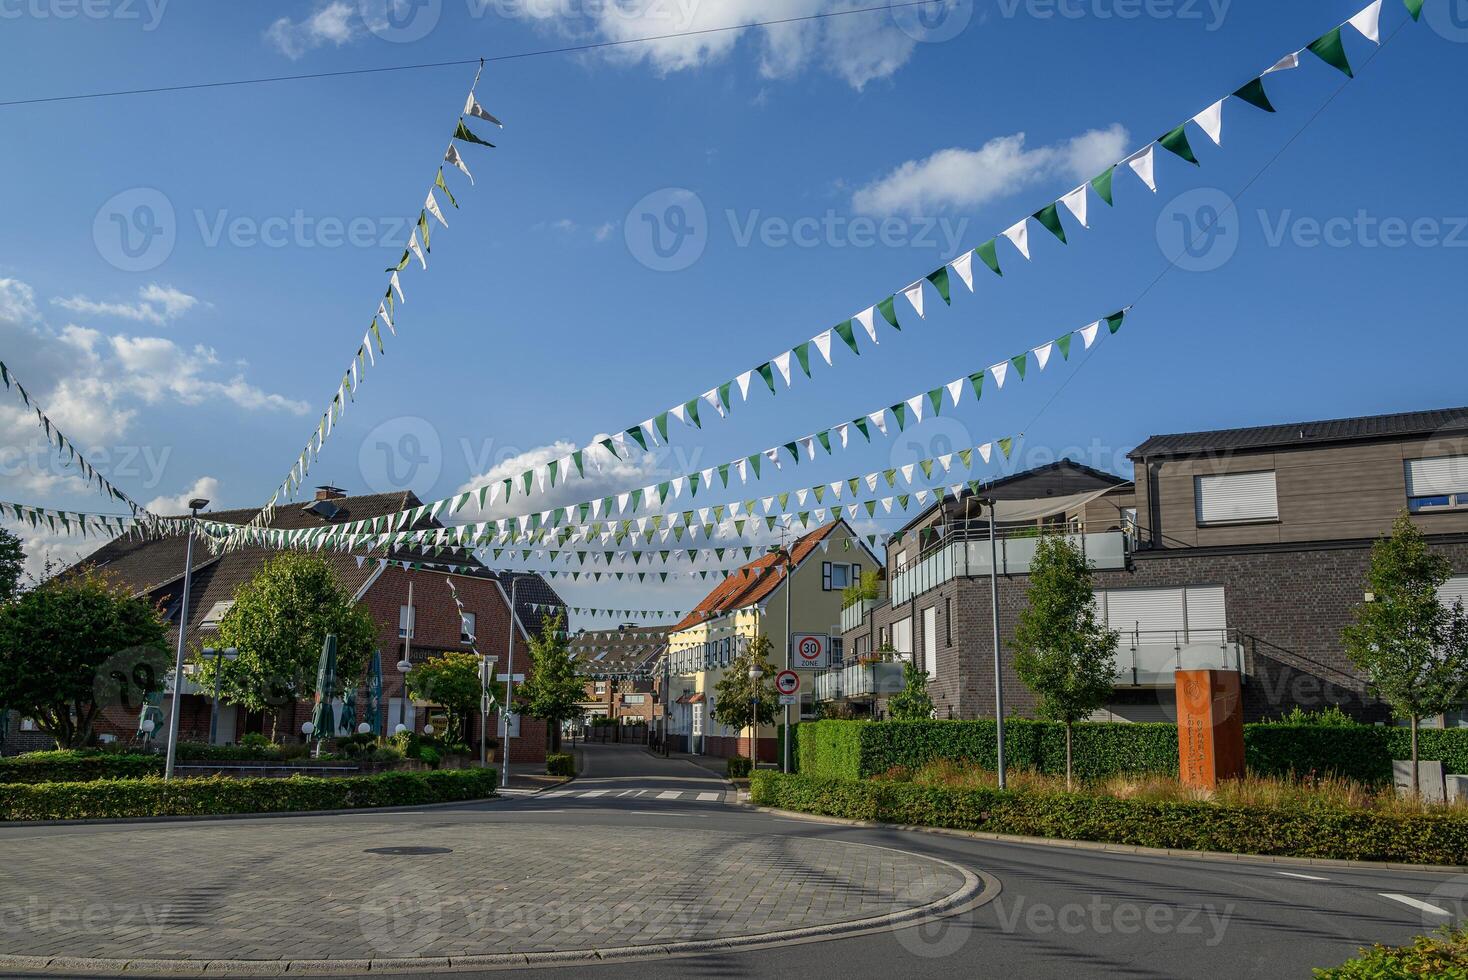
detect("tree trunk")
[1065,723,1073,793]
[549,722,561,755]
[1411,716,1420,798]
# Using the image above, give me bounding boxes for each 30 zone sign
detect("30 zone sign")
[791,633,829,669]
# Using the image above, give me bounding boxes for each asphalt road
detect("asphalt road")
[2,743,1461,979]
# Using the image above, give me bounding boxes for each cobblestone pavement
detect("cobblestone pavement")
[0,819,972,963]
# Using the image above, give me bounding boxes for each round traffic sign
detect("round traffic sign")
[795,635,825,665]
[774,670,800,695]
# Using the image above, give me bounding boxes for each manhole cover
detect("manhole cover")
[364,846,454,856]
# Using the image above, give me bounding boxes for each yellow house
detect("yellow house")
[665,521,877,761]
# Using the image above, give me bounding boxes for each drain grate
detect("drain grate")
[364,846,454,855]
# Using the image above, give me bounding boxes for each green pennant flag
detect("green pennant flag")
[876,295,901,330]
[718,463,730,487]
[927,388,944,415]
[897,494,910,510]
[833,320,860,355]
[547,458,559,487]
[688,472,700,497]
[864,500,877,518]
[718,382,732,413]
[1307,27,1353,77]
[626,426,648,452]
[1057,333,1073,360]
[891,402,907,431]
[1404,0,1424,19]
[816,430,832,454]
[1011,353,1028,380]
[883,468,897,487]
[654,412,670,443]
[998,437,1014,459]
[757,362,777,394]
[793,342,813,378]
[454,120,496,147]
[599,437,619,459]
[749,454,761,478]
[925,266,952,305]
[434,169,459,208]
[778,492,789,510]
[1091,166,1116,206]
[572,450,585,477]
[1158,124,1200,165]
[848,477,860,496]
[1107,310,1127,334]
[631,488,644,510]
[369,319,386,353]
[418,211,432,251]
[1231,77,1276,113]
[919,459,934,480]
[783,442,799,462]
[386,249,411,272]
[968,372,984,401]
[1032,203,1068,243]
[958,448,973,467]
[813,485,825,504]
[853,417,871,441]
[976,238,1002,276]
[685,398,702,429]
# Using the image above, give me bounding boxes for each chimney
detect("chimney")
[315,485,346,501]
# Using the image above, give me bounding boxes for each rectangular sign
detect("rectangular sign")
[790,633,830,669]
[778,694,799,706]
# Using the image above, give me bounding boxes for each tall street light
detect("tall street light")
[164,495,209,781]
[501,575,519,790]
[982,496,1007,790]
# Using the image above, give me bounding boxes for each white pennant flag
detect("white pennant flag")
[671,477,685,499]
[425,190,448,228]
[464,93,504,127]
[389,270,405,303]
[868,410,888,436]
[901,282,926,319]
[813,330,833,365]
[640,419,658,446]
[407,229,427,269]
[1123,145,1157,192]
[950,251,975,292]
[772,350,793,387]
[377,302,395,335]
[735,458,747,483]
[764,447,780,469]
[669,403,686,425]
[905,394,925,424]
[761,496,775,514]
[916,490,932,507]
[835,422,849,448]
[865,473,879,492]
[938,453,953,472]
[362,332,375,366]
[830,481,843,499]
[796,489,808,506]
[855,306,879,344]
[881,498,893,514]
[1058,185,1089,228]
[1001,218,1031,259]
[990,361,1009,388]
[1033,342,1054,370]
[1192,100,1224,147]
[1347,0,1382,44]
[1080,321,1101,349]
[444,144,474,184]
[946,378,965,407]
[1264,51,1300,74]
[978,443,992,464]
[799,436,815,460]
[702,389,724,418]
[735,370,753,401]
[901,463,916,484]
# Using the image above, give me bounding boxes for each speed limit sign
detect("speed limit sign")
[790,633,829,669]
[774,670,800,696]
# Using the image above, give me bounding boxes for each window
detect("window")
[1195,471,1278,525]
[199,600,234,632]
[829,635,844,667]
[398,604,415,639]
[822,562,859,590]
[19,717,38,732]
[891,617,912,657]
[922,606,937,678]
[945,598,952,647]
[893,549,908,570]
[460,612,476,644]
[1407,456,1468,512]
[594,681,607,695]
[623,694,646,704]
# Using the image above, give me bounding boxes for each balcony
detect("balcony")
[813,660,906,702]
[840,598,877,635]
[889,524,1129,606]
[1112,628,1245,688]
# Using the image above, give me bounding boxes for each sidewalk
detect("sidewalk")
[646,747,734,780]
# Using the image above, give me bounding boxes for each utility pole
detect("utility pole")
[501,575,518,789]
[164,496,209,781]
[985,498,1007,790]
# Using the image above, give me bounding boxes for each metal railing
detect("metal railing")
[813,660,907,701]
[1111,627,1245,687]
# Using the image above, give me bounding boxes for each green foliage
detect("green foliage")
[710,633,779,733]
[417,746,441,769]
[198,554,376,733]
[240,733,272,749]
[1314,924,1468,979]
[0,750,163,783]
[0,527,23,603]
[886,660,935,720]
[840,570,880,609]
[0,769,498,821]
[750,772,1468,866]
[515,611,583,753]
[1275,705,1361,727]
[175,740,310,762]
[726,755,754,778]
[796,719,867,780]
[546,752,575,777]
[405,651,486,744]
[0,567,169,748]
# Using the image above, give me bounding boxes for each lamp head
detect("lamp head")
[188,498,210,512]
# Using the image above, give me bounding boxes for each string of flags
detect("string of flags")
[0,499,171,538]
[232,63,502,542]
[0,361,154,518]
[412,1,1400,512]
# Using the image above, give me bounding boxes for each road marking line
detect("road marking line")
[578,790,609,798]
[1277,872,1330,881]
[1380,893,1451,916]
[696,792,721,802]
[657,790,682,800]
[542,791,572,798]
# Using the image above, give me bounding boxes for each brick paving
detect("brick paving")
[0,820,969,963]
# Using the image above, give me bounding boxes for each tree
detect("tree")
[710,633,778,758]
[0,567,169,747]
[515,611,583,753]
[1343,513,1468,795]
[406,651,485,744]
[887,659,935,720]
[197,553,376,740]
[1011,534,1119,790]
[0,528,23,604]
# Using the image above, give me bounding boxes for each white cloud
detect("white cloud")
[3,515,92,583]
[455,439,663,521]
[108,335,311,414]
[265,0,361,59]
[0,279,39,323]
[851,124,1130,217]
[532,218,617,244]
[52,283,202,327]
[146,476,222,516]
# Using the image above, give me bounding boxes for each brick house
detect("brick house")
[837,407,1468,726]
[570,624,666,729]
[2,488,564,762]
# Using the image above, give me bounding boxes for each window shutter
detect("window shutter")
[1184,586,1227,632]
[1407,457,1468,496]
[1102,588,1186,635]
[922,606,937,677]
[1195,471,1278,524]
[1440,576,1468,609]
[822,562,832,590]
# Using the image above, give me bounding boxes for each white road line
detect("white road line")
[696,792,722,802]
[542,791,572,798]
[657,790,683,800]
[1277,872,1330,881]
[1380,893,1451,916]
[578,790,609,799]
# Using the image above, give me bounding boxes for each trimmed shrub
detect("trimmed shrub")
[0,750,163,784]
[1314,924,1468,978]
[174,741,312,762]
[546,753,576,777]
[750,772,1468,866]
[726,755,753,778]
[0,768,498,821]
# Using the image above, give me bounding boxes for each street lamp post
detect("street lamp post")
[502,575,519,790]
[748,664,762,768]
[204,647,238,746]
[984,497,1007,790]
[164,496,209,781]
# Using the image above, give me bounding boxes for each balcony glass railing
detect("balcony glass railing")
[1111,628,1244,688]
[840,598,876,635]
[889,525,1129,606]
[813,660,907,701]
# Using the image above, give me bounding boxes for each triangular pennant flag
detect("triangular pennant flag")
[434,169,459,209]
[445,144,474,184]
[1232,77,1276,113]
[833,320,860,355]
[1192,100,1224,146]
[812,331,833,366]
[1091,166,1115,206]
[990,360,1009,388]
[1010,353,1028,380]
[901,282,925,319]
[407,229,427,269]
[464,93,504,127]
[876,295,901,329]
[975,238,1002,276]
[854,307,878,345]
[1157,124,1199,165]
[454,120,496,148]
[424,190,449,228]
[756,362,777,394]
[1057,333,1073,360]
[772,351,793,387]
[1404,0,1423,21]
[1032,342,1053,370]
[925,266,951,305]
[949,251,975,292]
[1347,0,1382,43]
[1080,321,1101,348]
[1264,51,1300,74]
[1058,185,1088,228]
[1307,27,1353,77]
[1000,219,1030,259]
[1123,145,1157,192]
[1107,310,1127,334]
[793,342,813,378]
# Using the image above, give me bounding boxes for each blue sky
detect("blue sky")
[2,0,1465,615]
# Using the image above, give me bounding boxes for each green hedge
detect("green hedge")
[796,719,1468,786]
[0,751,164,784]
[750,772,1468,866]
[546,753,575,777]
[1314,924,1468,978]
[0,768,498,821]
